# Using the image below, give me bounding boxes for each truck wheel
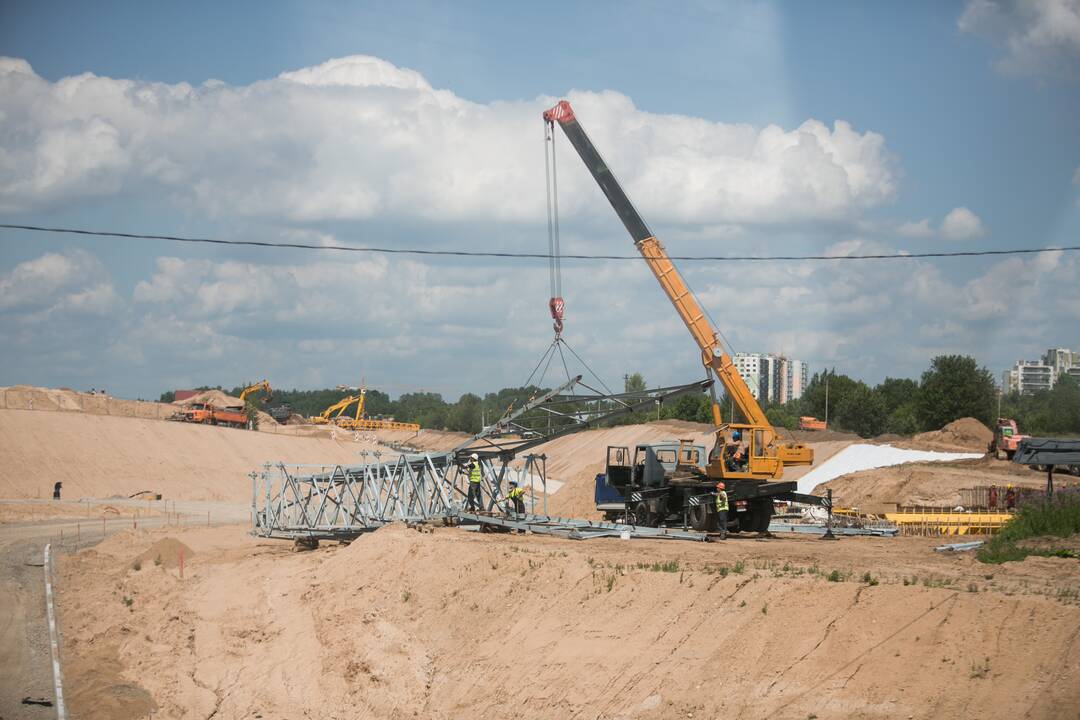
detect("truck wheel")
[753,501,774,532]
[688,504,715,532]
[1005,450,1015,460]
[633,502,656,528]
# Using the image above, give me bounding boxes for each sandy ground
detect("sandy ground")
[817,456,1073,512]
[0,409,400,501]
[54,522,1080,720]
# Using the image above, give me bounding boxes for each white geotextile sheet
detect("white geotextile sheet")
[796,444,983,495]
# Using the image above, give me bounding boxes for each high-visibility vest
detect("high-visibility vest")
[508,486,525,499]
[468,462,482,483]
[715,490,729,512]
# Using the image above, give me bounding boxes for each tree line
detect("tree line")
[157,353,1079,438]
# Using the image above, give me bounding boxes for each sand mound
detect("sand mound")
[133,537,194,569]
[173,389,243,407]
[912,417,992,452]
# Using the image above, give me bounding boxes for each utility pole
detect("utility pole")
[824,375,830,426]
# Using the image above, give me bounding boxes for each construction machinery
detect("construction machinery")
[544,100,814,532]
[798,416,828,431]
[989,418,1029,460]
[239,380,272,404]
[308,395,362,425]
[308,390,421,433]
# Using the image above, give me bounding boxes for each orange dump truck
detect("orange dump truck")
[798,416,827,431]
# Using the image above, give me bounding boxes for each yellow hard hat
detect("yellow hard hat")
[1007,484,1014,489]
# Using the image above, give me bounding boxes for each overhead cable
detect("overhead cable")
[1,223,1077,263]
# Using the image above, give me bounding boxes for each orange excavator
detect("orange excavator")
[544,100,814,531]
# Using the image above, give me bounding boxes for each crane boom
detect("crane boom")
[543,100,812,478]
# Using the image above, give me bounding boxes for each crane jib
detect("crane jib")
[548,117,653,244]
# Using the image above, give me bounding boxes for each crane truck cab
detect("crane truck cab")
[596,439,777,533]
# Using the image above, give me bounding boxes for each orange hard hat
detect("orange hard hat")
[716,482,725,490]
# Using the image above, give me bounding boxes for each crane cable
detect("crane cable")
[544,120,565,338]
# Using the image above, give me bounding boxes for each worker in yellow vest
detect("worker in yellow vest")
[466,453,483,511]
[715,482,728,539]
[507,480,526,515]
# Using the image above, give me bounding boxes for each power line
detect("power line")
[1,223,1077,262]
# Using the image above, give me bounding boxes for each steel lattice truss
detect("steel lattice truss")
[251,376,714,541]
[251,452,550,539]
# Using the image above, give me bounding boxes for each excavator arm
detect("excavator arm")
[543,100,812,478]
[239,380,272,404]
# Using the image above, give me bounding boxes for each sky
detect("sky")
[1,0,1079,401]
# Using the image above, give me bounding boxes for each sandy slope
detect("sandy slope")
[817,456,1063,511]
[57,523,1080,720]
[0,409,386,501]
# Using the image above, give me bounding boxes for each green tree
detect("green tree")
[834,383,887,437]
[876,377,918,415]
[447,393,482,433]
[158,390,175,403]
[624,372,646,393]
[661,393,713,424]
[885,402,920,435]
[915,355,995,431]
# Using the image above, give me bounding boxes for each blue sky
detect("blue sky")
[1,0,1078,400]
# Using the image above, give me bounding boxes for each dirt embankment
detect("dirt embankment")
[0,409,387,501]
[57,524,1080,720]
[818,455,1054,510]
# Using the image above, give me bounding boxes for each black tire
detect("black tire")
[633,502,657,528]
[1005,450,1015,460]
[741,500,773,533]
[688,504,716,531]
[754,500,774,532]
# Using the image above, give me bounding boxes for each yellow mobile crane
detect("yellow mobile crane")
[544,100,814,531]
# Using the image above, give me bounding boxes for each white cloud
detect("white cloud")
[940,206,986,239]
[959,0,1080,76]
[897,218,934,238]
[0,55,898,225]
[0,250,117,315]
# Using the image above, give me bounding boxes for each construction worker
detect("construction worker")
[715,482,728,539]
[52,481,62,500]
[988,485,999,510]
[725,430,747,472]
[1005,484,1016,511]
[507,480,526,515]
[466,453,483,511]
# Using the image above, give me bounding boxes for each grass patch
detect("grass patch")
[978,489,1080,564]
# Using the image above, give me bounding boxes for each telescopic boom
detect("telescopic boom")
[543,100,812,478]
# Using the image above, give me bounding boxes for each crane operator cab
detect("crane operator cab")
[723,429,748,472]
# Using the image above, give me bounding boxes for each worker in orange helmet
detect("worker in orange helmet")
[715,482,729,540]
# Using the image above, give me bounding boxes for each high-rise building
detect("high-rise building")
[733,352,808,403]
[733,352,762,400]
[1006,346,1079,394]
[1043,348,1074,377]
